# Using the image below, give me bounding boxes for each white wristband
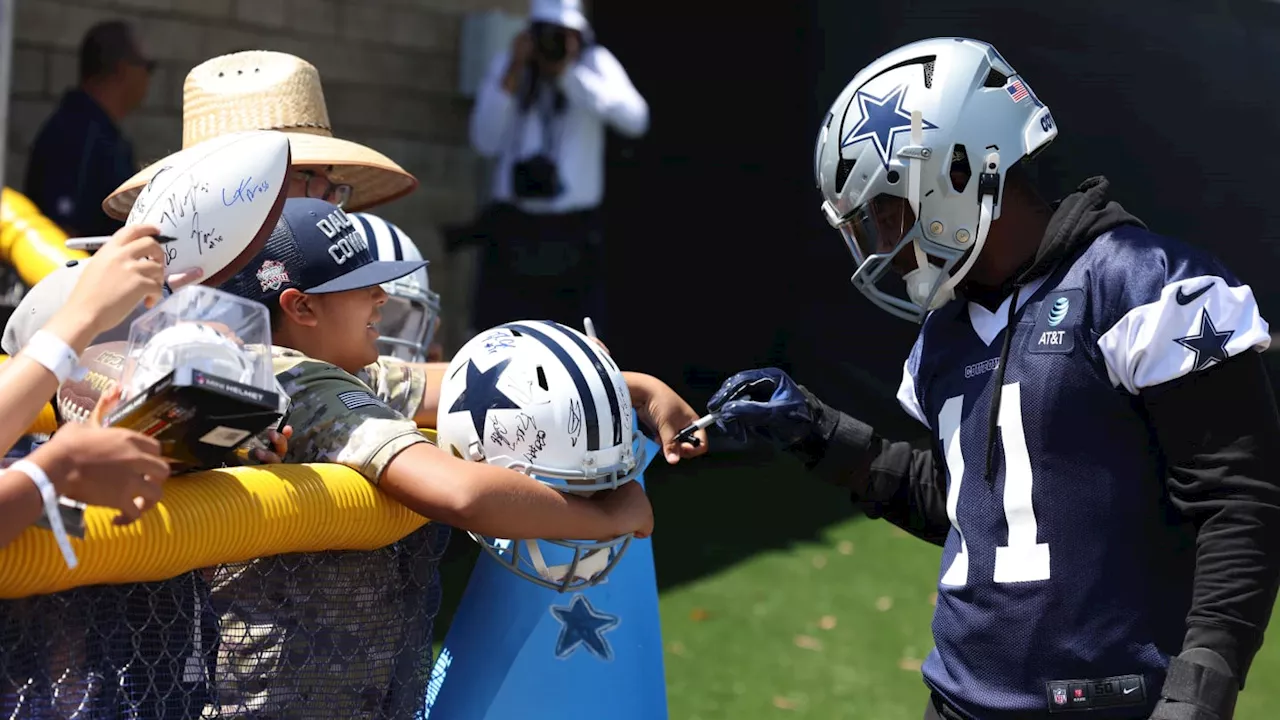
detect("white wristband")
[11,459,78,569]
[20,330,81,385]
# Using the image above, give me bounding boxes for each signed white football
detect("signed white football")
[125,130,290,287]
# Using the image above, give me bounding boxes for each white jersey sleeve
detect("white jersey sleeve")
[1095,243,1269,394]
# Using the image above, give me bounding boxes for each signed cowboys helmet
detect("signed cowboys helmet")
[437,319,644,592]
[351,212,442,362]
[815,38,1057,323]
[124,322,256,399]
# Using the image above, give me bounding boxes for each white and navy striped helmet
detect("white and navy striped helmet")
[436,319,644,592]
[350,212,442,362]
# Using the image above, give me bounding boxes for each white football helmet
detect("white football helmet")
[351,212,442,362]
[124,322,256,399]
[815,38,1057,323]
[437,319,644,592]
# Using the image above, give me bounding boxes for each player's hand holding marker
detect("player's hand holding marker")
[704,368,816,449]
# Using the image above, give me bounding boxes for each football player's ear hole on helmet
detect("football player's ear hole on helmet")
[950,144,972,193]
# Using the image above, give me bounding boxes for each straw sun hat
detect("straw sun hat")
[102,51,418,220]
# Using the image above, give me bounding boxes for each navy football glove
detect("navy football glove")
[706,368,814,449]
[1149,649,1238,720]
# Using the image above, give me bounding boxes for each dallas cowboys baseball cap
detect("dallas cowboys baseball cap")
[2,259,150,356]
[219,198,426,307]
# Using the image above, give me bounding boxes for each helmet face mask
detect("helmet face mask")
[475,435,648,593]
[814,38,1057,323]
[831,189,975,320]
[374,276,441,362]
[351,213,442,362]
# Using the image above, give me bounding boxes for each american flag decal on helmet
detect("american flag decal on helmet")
[1006,79,1030,103]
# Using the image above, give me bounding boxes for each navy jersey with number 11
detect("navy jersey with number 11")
[897,227,1269,719]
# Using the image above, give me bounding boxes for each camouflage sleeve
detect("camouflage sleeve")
[356,356,427,419]
[277,359,425,484]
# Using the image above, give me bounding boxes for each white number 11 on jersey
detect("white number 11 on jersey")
[937,382,1051,586]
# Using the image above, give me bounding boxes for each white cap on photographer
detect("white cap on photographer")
[530,0,594,41]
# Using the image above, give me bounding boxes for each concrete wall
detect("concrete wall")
[5,0,542,350]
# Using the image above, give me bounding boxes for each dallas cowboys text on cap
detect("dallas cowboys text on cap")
[219,197,426,306]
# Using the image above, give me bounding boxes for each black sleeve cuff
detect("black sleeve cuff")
[786,385,875,490]
[1183,624,1246,689]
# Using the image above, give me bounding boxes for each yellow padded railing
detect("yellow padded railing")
[0,450,435,599]
[27,401,57,435]
[0,185,83,439]
[0,187,88,286]
[0,379,437,599]
[0,189,434,599]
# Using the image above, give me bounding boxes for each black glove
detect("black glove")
[706,368,817,449]
[1149,648,1238,720]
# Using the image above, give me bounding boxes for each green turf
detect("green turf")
[659,515,939,719]
[645,451,1280,719]
[657,511,1280,720]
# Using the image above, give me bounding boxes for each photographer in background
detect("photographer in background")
[469,0,648,336]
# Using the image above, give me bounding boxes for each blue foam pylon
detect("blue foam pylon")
[424,433,668,720]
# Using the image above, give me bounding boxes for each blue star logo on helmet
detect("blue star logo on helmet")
[840,84,937,169]
[1047,296,1070,326]
[448,358,521,438]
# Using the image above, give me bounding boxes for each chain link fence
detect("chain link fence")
[1,523,450,720]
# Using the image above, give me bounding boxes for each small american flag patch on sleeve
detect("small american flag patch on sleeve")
[339,390,383,411]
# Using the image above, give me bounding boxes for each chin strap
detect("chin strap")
[909,111,928,272]
[903,147,1000,312]
[937,191,994,299]
[903,111,944,309]
[524,540,612,584]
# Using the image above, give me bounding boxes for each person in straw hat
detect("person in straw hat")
[101,51,451,391]
[102,51,418,220]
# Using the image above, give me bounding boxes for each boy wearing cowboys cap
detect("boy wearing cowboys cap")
[708,38,1280,720]
[103,50,470,448]
[104,47,705,469]
[204,197,705,719]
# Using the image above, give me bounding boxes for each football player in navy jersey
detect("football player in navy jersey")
[708,38,1280,720]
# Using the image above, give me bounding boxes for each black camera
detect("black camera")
[512,155,563,199]
[531,21,568,63]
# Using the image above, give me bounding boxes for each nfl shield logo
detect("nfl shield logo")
[1053,687,1068,706]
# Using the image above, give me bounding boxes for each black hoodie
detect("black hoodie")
[795,177,1280,690]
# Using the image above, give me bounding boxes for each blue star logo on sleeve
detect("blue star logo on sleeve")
[549,594,620,662]
[840,85,937,169]
[448,358,521,437]
[1174,309,1234,371]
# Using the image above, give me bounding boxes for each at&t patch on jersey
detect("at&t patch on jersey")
[1029,289,1085,355]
